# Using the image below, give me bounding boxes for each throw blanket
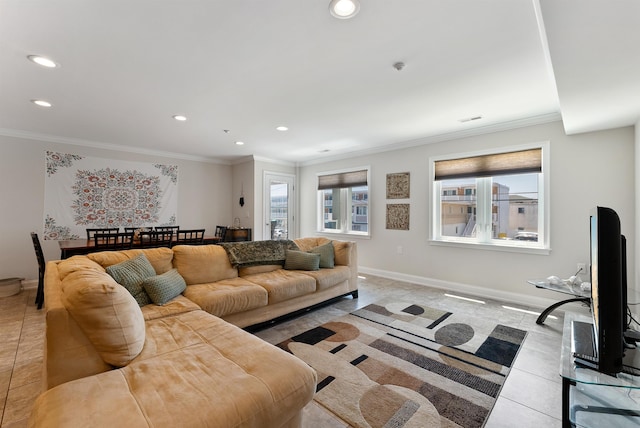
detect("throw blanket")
[219,240,299,268]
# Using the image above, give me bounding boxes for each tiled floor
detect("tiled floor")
[0,275,570,427]
[0,289,45,428]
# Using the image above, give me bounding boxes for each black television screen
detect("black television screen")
[589,206,625,375]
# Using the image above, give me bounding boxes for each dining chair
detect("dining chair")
[174,229,205,245]
[123,227,151,234]
[86,227,119,240]
[155,226,180,233]
[30,232,46,309]
[93,232,134,250]
[214,225,227,241]
[139,230,174,248]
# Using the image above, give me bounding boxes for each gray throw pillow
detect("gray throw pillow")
[309,241,335,268]
[141,269,187,305]
[284,250,320,271]
[106,254,155,306]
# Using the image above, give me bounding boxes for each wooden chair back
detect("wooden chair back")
[30,232,46,309]
[139,230,174,248]
[93,232,134,250]
[86,228,119,240]
[155,226,180,233]
[174,229,205,245]
[215,226,227,240]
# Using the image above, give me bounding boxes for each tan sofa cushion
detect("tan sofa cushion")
[297,265,352,290]
[293,237,353,266]
[57,256,105,281]
[61,269,145,367]
[141,295,200,321]
[238,264,282,276]
[87,247,174,274]
[172,244,238,284]
[183,278,268,317]
[243,270,316,304]
[140,295,200,321]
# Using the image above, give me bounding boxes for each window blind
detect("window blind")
[318,169,368,190]
[434,148,541,181]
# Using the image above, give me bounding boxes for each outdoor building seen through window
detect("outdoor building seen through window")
[318,169,369,235]
[432,146,546,249]
[439,173,539,242]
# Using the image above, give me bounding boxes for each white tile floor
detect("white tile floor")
[1,275,570,427]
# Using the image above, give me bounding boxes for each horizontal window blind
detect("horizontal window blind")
[434,148,541,181]
[318,169,368,190]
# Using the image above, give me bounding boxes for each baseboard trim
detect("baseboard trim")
[21,279,38,290]
[358,266,578,312]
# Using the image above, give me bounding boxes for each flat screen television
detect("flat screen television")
[588,206,625,375]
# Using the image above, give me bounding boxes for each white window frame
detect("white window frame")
[317,166,371,237]
[429,142,550,254]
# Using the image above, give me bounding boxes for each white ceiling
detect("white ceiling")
[0,1,637,164]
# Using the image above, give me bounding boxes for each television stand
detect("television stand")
[624,329,640,342]
[561,313,640,428]
[527,279,590,324]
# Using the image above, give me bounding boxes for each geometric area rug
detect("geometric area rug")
[277,299,527,428]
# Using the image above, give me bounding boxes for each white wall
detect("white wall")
[298,121,635,305]
[0,135,233,282]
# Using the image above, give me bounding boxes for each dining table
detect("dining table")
[57,235,221,259]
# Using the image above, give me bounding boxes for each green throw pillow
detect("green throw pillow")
[284,250,320,271]
[141,269,187,305]
[309,241,335,268]
[106,254,155,306]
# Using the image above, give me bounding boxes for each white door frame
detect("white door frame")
[263,171,296,240]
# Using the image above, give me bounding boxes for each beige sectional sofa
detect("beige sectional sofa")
[29,237,357,428]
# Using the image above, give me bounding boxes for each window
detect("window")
[317,168,370,235]
[431,144,548,251]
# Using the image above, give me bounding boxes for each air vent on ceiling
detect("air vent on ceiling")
[459,116,483,123]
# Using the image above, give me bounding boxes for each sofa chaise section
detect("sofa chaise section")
[32,255,317,428]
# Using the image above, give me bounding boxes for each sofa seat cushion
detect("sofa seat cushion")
[297,265,352,291]
[183,278,268,317]
[243,270,316,304]
[141,295,200,321]
[30,311,317,428]
[172,244,238,285]
[87,247,174,274]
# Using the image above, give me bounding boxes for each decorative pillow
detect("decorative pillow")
[284,250,320,271]
[61,269,145,367]
[309,241,335,268]
[141,269,187,305]
[105,254,155,306]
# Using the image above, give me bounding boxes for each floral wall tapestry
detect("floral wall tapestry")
[43,151,178,240]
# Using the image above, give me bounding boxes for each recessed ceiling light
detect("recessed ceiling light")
[329,0,360,19]
[27,55,58,68]
[172,115,187,121]
[32,99,52,108]
[276,126,289,131]
[235,141,244,146]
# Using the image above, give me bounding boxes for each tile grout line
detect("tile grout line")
[0,291,30,428]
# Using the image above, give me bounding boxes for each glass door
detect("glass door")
[263,172,295,240]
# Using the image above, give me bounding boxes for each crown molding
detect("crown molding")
[297,112,563,166]
[0,128,231,165]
